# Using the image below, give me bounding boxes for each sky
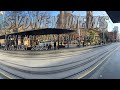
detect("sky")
[51,11,119,32]
[0,11,119,32]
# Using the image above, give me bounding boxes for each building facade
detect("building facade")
[86,11,93,29]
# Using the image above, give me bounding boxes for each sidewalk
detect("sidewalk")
[0,44,109,55]
[0,43,112,68]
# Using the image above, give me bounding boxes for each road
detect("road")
[0,42,119,79]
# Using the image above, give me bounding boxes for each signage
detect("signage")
[3,15,109,31]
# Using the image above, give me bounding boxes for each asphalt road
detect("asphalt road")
[95,44,120,79]
[0,42,119,79]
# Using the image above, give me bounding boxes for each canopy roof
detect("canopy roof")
[106,11,120,23]
[0,28,75,39]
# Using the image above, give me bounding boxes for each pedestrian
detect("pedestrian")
[46,44,48,49]
[54,42,56,50]
[83,42,84,47]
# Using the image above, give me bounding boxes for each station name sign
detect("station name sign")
[3,15,109,30]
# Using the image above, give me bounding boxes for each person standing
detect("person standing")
[83,41,85,47]
[54,41,56,50]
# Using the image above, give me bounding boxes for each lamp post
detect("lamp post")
[102,30,104,44]
[77,15,80,47]
[57,11,64,49]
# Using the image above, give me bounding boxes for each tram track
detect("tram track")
[0,43,115,69]
[0,43,118,79]
[0,44,118,79]
[0,45,107,59]
[0,67,24,79]
[63,45,119,79]
[0,50,110,74]
[0,44,116,69]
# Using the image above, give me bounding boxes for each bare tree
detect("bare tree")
[3,11,24,34]
[27,11,52,29]
[3,11,52,33]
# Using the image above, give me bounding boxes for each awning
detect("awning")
[106,11,120,23]
[0,28,75,39]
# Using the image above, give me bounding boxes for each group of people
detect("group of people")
[42,41,57,50]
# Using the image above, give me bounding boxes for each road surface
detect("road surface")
[0,42,119,79]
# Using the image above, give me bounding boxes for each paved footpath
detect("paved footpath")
[0,44,107,55]
[0,44,111,68]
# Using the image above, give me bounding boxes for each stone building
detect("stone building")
[86,11,93,29]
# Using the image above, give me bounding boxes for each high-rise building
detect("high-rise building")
[112,26,119,41]
[113,26,119,32]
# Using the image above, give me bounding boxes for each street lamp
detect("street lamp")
[102,31,105,44]
[77,11,81,47]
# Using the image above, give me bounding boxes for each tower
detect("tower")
[86,11,93,29]
[57,11,65,29]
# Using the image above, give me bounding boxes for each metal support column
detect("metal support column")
[58,34,59,49]
[67,34,69,48]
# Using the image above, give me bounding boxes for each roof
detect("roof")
[106,11,120,23]
[0,28,75,39]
